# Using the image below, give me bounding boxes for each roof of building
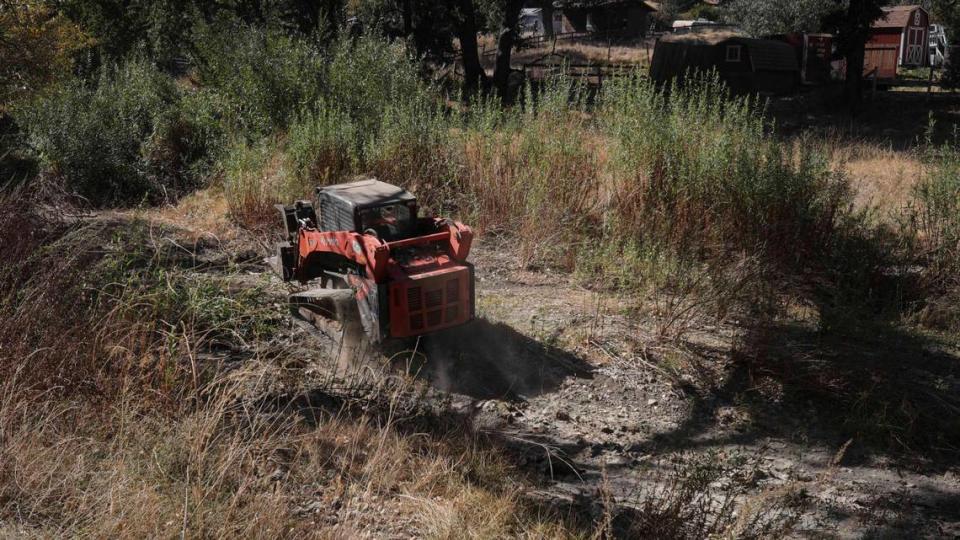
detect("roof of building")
[659,31,799,71]
[874,5,925,29]
[660,30,744,45]
[554,0,660,10]
[318,179,415,208]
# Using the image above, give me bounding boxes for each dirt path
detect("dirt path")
[409,239,960,538]
[151,210,960,538]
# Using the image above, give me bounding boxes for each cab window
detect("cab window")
[359,203,414,240]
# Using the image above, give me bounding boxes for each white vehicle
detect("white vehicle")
[930,24,948,67]
[672,19,720,34]
[519,8,544,36]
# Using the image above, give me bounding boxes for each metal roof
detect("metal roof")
[554,0,659,11]
[317,179,416,208]
[661,30,744,45]
[874,5,925,29]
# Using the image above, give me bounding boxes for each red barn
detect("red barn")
[864,5,929,80]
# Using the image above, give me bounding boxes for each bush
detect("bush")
[15,59,209,205]
[599,73,851,268]
[326,35,434,134]
[220,33,451,224]
[285,103,359,190]
[452,80,601,266]
[222,137,287,230]
[191,20,327,138]
[910,139,960,331]
[916,141,960,280]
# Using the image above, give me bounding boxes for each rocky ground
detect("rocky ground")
[150,211,960,538]
[461,241,960,538]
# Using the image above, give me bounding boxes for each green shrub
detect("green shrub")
[286,103,359,190]
[192,20,327,138]
[219,33,451,222]
[15,59,207,205]
[222,137,285,230]
[326,35,434,134]
[365,99,453,209]
[448,79,592,262]
[598,72,851,268]
[916,141,960,280]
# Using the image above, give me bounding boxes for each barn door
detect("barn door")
[905,27,924,65]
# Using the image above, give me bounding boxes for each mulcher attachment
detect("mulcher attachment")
[288,288,366,360]
[274,201,316,281]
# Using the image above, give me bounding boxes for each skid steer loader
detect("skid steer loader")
[272,179,475,352]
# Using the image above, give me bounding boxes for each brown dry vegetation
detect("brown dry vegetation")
[1,186,821,538]
[5,23,960,536]
[493,41,656,70]
[829,139,923,214]
[0,191,561,538]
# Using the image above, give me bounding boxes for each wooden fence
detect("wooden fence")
[521,62,643,87]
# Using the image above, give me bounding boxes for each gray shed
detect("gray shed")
[650,31,800,95]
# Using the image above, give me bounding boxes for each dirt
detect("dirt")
[437,239,959,538]
[147,216,960,538]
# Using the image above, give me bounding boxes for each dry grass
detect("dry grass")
[474,33,655,69]
[0,187,813,538]
[0,362,537,538]
[0,185,621,538]
[0,192,564,538]
[151,186,241,242]
[504,41,655,69]
[829,140,922,215]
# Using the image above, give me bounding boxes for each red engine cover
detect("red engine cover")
[389,265,471,338]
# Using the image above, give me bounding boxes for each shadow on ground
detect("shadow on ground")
[640,315,960,468]
[769,87,960,148]
[405,317,594,401]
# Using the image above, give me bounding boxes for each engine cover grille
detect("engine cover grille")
[395,268,469,337]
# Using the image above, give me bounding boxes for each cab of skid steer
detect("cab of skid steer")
[316,179,418,241]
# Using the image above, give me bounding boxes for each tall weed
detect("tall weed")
[599,73,850,267]
[15,60,209,205]
[191,20,327,138]
[911,138,960,330]
[915,140,960,279]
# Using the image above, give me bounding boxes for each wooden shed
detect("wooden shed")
[650,31,800,95]
[773,33,833,85]
[864,5,929,80]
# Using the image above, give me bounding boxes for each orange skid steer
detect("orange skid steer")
[273,179,475,348]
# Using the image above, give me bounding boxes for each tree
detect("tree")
[656,0,700,22]
[451,0,488,96]
[352,0,522,100]
[931,0,960,26]
[492,0,522,99]
[721,0,836,36]
[823,0,885,111]
[54,0,345,72]
[537,0,554,39]
[353,0,459,61]
[0,1,91,108]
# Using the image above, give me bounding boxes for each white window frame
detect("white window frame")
[726,45,742,62]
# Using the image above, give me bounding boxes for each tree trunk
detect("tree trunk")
[401,0,413,35]
[540,0,554,39]
[838,0,883,114]
[845,38,866,112]
[454,0,486,97]
[493,0,523,100]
